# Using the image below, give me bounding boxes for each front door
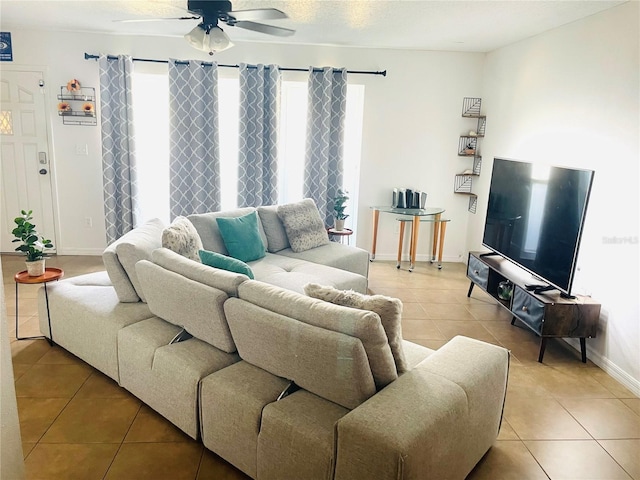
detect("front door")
[0,69,56,253]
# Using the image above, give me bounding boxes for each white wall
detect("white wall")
[469,2,639,393]
[2,28,484,259]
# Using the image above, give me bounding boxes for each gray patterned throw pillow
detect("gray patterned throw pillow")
[277,199,330,253]
[162,216,203,262]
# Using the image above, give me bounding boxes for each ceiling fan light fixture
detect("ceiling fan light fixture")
[184,23,234,55]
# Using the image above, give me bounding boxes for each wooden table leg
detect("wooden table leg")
[437,219,447,269]
[397,221,405,269]
[580,337,587,363]
[432,213,441,261]
[538,337,547,363]
[371,209,380,261]
[410,215,420,272]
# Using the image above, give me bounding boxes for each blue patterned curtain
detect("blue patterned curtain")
[98,54,139,244]
[237,63,281,208]
[303,67,348,225]
[168,59,221,218]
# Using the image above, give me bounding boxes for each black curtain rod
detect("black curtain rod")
[84,53,386,77]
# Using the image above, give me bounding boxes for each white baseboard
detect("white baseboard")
[564,338,640,397]
[370,254,462,263]
[56,248,104,256]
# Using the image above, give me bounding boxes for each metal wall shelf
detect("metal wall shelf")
[57,86,96,126]
[455,97,486,214]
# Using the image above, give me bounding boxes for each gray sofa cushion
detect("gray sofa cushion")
[136,259,237,353]
[257,205,290,253]
[225,297,376,409]
[277,199,329,253]
[249,253,367,294]
[102,218,165,303]
[237,280,397,390]
[277,242,369,278]
[304,283,409,374]
[188,207,268,255]
[152,248,246,298]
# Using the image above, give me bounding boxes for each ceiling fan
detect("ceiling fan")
[122,0,295,55]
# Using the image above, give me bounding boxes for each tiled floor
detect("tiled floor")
[3,254,639,480]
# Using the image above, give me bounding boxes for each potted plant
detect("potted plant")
[12,210,54,276]
[333,189,349,231]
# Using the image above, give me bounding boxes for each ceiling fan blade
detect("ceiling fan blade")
[234,20,295,37]
[228,8,288,21]
[115,16,200,23]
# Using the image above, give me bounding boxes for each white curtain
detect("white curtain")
[168,59,221,218]
[98,54,139,244]
[237,63,281,207]
[303,67,348,225]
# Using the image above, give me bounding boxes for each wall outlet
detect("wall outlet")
[84,217,93,228]
[75,144,89,155]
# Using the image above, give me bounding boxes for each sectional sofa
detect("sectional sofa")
[37,201,510,480]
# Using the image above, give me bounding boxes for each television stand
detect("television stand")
[466,252,601,363]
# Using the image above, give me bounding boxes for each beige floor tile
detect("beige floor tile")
[433,320,501,345]
[401,319,445,340]
[467,440,548,479]
[525,440,632,479]
[105,442,204,480]
[400,301,428,319]
[367,286,419,303]
[559,398,640,439]
[410,288,484,305]
[13,315,44,339]
[10,338,51,364]
[407,338,448,350]
[598,439,640,480]
[24,443,120,480]
[497,419,520,440]
[481,320,538,344]
[74,371,133,399]
[22,441,36,459]
[15,363,93,398]
[125,404,196,443]
[36,345,85,365]
[423,303,477,320]
[622,398,640,416]
[467,303,514,322]
[587,369,638,398]
[529,367,617,399]
[197,448,252,480]
[12,362,32,381]
[507,365,554,398]
[506,339,548,366]
[17,397,70,442]
[41,396,141,443]
[504,394,591,440]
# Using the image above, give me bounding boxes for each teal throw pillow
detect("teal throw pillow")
[215,211,266,262]
[199,249,254,279]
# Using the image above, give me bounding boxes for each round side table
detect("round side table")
[327,227,353,245]
[14,267,64,345]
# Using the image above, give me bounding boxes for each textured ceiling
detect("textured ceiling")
[0,0,627,52]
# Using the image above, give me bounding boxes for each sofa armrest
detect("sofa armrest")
[334,336,509,480]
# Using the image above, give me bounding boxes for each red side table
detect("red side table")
[14,267,63,345]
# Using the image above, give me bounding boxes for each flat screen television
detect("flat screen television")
[482,158,594,297]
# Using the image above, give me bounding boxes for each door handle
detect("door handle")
[39,168,47,175]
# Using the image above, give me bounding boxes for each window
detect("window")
[133,71,364,234]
